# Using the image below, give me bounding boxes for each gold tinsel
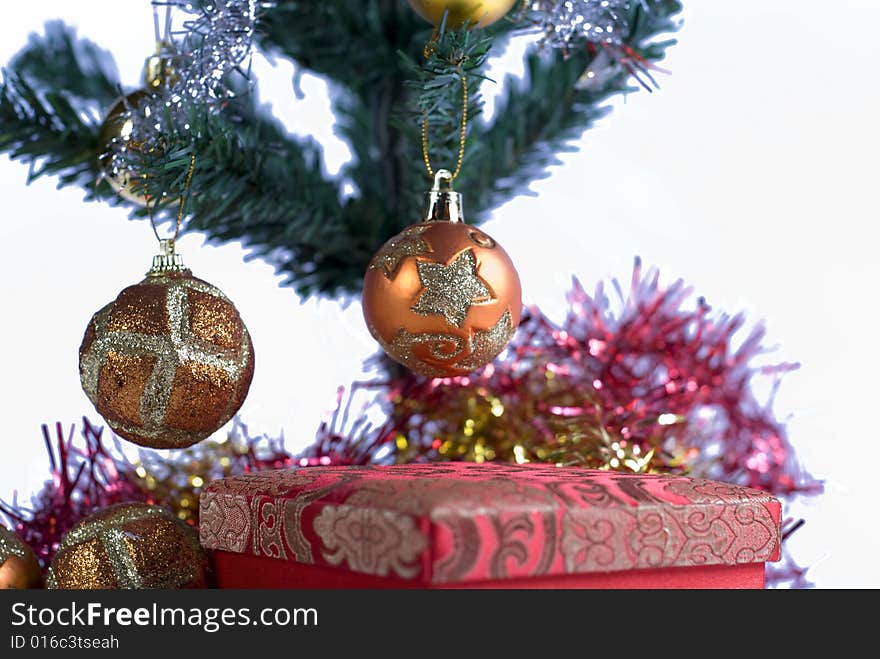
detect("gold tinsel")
[392,383,665,474]
[130,423,293,526]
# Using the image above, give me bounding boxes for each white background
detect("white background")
[1,1,877,587]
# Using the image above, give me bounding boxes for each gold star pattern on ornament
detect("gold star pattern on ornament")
[368,225,432,279]
[411,249,495,328]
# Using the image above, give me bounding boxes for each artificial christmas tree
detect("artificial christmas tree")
[0,1,682,296]
[0,1,820,587]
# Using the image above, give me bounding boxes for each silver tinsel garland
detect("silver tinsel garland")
[105,1,262,198]
[167,0,259,105]
[526,1,666,92]
[529,0,632,51]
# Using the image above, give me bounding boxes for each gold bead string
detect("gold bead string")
[421,63,469,181]
[149,152,197,245]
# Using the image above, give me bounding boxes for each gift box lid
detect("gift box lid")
[199,463,781,586]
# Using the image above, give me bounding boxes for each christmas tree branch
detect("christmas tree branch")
[258,2,499,257]
[0,71,105,190]
[331,20,495,233]
[400,19,494,188]
[0,20,369,296]
[0,22,123,192]
[257,0,432,93]
[464,0,683,218]
[258,1,434,239]
[0,2,682,297]
[461,48,609,216]
[9,20,120,107]
[136,100,364,297]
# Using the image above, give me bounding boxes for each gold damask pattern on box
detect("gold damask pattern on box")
[200,464,781,585]
[313,505,426,579]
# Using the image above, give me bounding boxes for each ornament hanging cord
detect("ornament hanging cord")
[148,152,197,246]
[421,61,468,180]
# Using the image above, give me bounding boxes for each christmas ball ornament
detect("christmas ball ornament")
[79,241,255,449]
[48,503,208,589]
[363,170,521,377]
[96,52,176,206]
[0,526,43,589]
[406,0,520,29]
[97,90,153,205]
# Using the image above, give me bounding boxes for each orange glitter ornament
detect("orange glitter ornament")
[362,171,521,377]
[0,526,43,589]
[79,242,254,449]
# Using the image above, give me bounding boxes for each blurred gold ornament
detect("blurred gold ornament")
[363,171,521,376]
[0,526,43,589]
[96,90,153,205]
[48,503,208,589]
[79,242,255,450]
[96,50,176,206]
[406,0,519,28]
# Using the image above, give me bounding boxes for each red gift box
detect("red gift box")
[199,463,781,589]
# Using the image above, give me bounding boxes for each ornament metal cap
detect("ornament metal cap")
[148,239,186,275]
[143,42,177,91]
[423,169,463,223]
